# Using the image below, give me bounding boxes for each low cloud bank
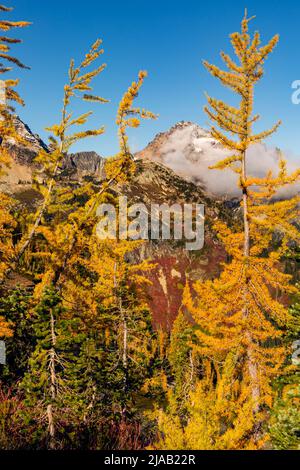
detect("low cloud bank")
[158,124,300,198]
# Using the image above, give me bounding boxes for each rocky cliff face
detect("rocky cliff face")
[120,158,227,328]
[61,151,105,180]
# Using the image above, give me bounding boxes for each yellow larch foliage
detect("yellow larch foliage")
[157,356,260,450]
[182,10,300,446]
[105,70,157,184]
[0,192,15,276]
[0,3,30,142]
[0,7,30,171]
[0,192,15,336]
[23,74,157,424]
[8,39,108,274]
[116,70,157,155]
[0,3,30,334]
[26,71,156,309]
[0,2,30,187]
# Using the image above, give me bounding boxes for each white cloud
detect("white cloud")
[156,123,300,198]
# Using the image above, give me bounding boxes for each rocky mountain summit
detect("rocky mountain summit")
[4,116,48,166]
[136,121,300,199]
[136,121,230,192]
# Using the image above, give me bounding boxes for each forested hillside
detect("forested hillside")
[0,4,299,450]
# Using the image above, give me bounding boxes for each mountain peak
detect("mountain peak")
[136,121,300,198]
[136,121,224,188]
[4,116,48,166]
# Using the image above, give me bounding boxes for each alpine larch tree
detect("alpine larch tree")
[0,3,29,335]
[18,67,157,449]
[180,11,300,448]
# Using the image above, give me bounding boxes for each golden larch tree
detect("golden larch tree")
[10,39,108,274]
[20,70,156,446]
[183,11,300,446]
[0,3,29,335]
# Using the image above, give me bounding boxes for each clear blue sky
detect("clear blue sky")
[6,0,300,160]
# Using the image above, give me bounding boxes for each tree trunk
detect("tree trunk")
[122,309,128,394]
[113,262,128,420]
[48,308,57,449]
[241,148,260,419]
